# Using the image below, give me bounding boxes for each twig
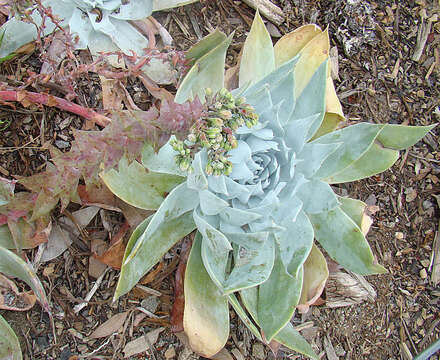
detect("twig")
[412,14,436,62]
[0,90,111,127]
[242,0,284,25]
[73,267,110,314]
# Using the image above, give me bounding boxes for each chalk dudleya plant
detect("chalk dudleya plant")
[0,0,198,83]
[102,12,436,359]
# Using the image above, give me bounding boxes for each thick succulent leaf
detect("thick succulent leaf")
[293,29,329,98]
[376,124,437,150]
[153,0,199,11]
[298,245,328,312]
[141,139,187,176]
[186,30,228,63]
[0,246,50,313]
[187,152,209,191]
[0,314,22,360]
[115,211,196,300]
[309,207,386,275]
[274,322,319,360]
[275,210,314,277]
[223,235,275,294]
[199,190,229,216]
[324,78,345,127]
[239,11,275,88]
[338,196,372,235]
[184,233,229,358]
[274,24,322,68]
[296,180,339,214]
[311,113,342,140]
[258,246,303,341]
[323,142,399,184]
[228,294,262,340]
[288,60,328,139]
[296,142,341,178]
[175,33,233,103]
[100,157,184,210]
[194,208,232,290]
[109,0,153,20]
[313,123,382,179]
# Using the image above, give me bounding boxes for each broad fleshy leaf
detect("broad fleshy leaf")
[258,246,303,341]
[376,124,436,150]
[338,196,373,236]
[309,207,386,275]
[0,246,50,313]
[239,11,275,88]
[184,233,229,358]
[227,293,262,340]
[100,156,184,210]
[274,322,319,360]
[0,314,22,360]
[175,33,233,103]
[153,0,199,11]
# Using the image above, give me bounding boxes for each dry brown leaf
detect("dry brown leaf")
[89,311,129,339]
[0,274,36,311]
[211,348,234,360]
[123,327,164,358]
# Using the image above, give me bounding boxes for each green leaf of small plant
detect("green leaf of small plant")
[0,314,22,360]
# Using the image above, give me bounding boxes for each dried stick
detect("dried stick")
[242,0,284,25]
[0,90,111,126]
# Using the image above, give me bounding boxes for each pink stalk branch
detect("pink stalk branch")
[0,90,111,127]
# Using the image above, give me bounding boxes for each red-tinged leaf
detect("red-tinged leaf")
[0,273,37,312]
[5,216,50,250]
[170,236,193,333]
[268,339,281,357]
[89,311,129,339]
[77,183,119,211]
[0,176,15,206]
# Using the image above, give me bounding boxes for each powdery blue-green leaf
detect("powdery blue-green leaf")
[223,235,275,294]
[187,152,208,191]
[115,210,196,300]
[141,139,187,177]
[0,314,22,360]
[109,0,153,20]
[185,30,228,63]
[296,142,341,178]
[309,207,386,275]
[199,190,229,216]
[276,210,314,277]
[313,123,382,180]
[184,233,229,358]
[275,322,319,360]
[239,11,275,88]
[100,157,184,210]
[323,142,399,184]
[258,245,303,341]
[0,246,50,314]
[194,208,232,290]
[376,124,437,150]
[296,180,339,214]
[153,0,199,11]
[338,196,366,229]
[175,33,233,103]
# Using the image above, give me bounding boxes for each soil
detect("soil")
[0,1,439,359]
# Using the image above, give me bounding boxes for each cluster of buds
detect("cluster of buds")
[171,88,259,176]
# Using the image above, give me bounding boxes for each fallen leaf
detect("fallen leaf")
[0,273,36,311]
[89,311,129,339]
[40,224,71,262]
[123,327,164,358]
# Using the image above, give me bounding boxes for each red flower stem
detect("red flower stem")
[0,90,111,127]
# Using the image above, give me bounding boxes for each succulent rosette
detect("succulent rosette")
[102,12,435,359]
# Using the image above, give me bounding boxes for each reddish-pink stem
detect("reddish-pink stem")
[0,90,111,127]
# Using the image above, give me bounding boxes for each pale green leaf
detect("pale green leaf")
[276,210,314,277]
[0,246,50,313]
[377,124,437,150]
[223,235,275,294]
[309,207,386,275]
[0,314,22,360]
[193,208,232,290]
[257,246,303,341]
[184,233,229,358]
[100,157,184,210]
[338,196,366,229]
[313,123,382,179]
[141,138,187,176]
[324,141,399,183]
[153,0,199,11]
[274,322,319,360]
[239,11,275,88]
[186,30,227,63]
[175,33,233,103]
[296,180,339,214]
